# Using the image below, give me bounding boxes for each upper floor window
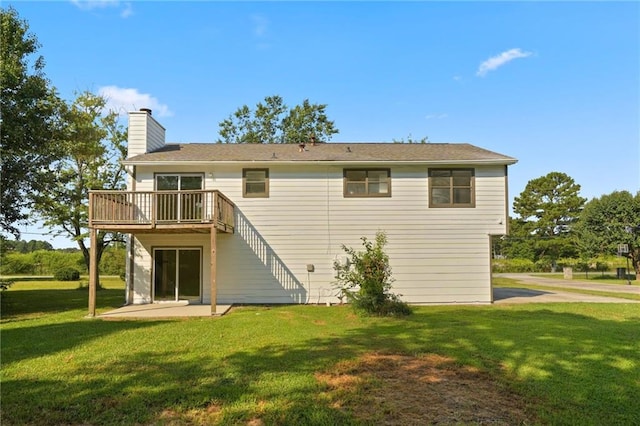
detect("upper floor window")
[243,168,269,198]
[156,174,203,192]
[344,169,391,197]
[429,169,475,208]
[155,174,204,222]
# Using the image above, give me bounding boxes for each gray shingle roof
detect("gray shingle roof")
[124,142,517,165]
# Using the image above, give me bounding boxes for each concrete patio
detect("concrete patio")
[98,302,233,318]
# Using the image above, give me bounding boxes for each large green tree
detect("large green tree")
[0,7,62,237]
[574,191,640,280]
[31,91,127,283]
[217,95,339,144]
[513,172,586,236]
[493,217,536,260]
[512,172,586,266]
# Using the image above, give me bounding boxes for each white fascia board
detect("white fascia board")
[122,159,518,167]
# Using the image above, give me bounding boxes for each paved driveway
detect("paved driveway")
[493,273,640,304]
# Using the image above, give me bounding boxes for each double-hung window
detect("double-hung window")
[344,169,391,197]
[243,168,269,198]
[429,168,475,207]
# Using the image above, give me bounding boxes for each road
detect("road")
[493,273,640,304]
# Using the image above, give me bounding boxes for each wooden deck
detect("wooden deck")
[89,189,235,234]
[86,189,236,317]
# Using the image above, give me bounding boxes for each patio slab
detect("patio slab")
[98,302,232,318]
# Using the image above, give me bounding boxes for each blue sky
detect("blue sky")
[8,1,640,248]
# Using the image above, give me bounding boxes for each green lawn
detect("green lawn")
[2,278,639,425]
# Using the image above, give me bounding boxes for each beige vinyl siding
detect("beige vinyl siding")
[126,112,165,158]
[126,113,147,159]
[131,163,508,304]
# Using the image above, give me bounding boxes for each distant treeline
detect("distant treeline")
[492,255,628,274]
[0,240,125,277]
[1,239,56,253]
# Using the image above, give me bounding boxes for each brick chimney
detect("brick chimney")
[127,108,166,158]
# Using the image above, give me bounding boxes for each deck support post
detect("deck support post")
[88,228,98,317]
[210,225,217,315]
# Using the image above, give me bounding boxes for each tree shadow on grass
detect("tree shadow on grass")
[1,319,166,366]
[1,288,125,320]
[355,308,640,425]
[2,306,640,425]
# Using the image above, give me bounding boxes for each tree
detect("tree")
[493,217,536,260]
[392,134,429,144]
[31,91,127,286]
[513,172,586,237]
[512,172,585,267]
[0,7,62,237]
[574,191,640,280]
[217,95,339,144]
[6,239,54,253]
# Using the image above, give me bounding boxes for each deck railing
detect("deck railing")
[89,190,235,232]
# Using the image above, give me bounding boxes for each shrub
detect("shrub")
[535,258,553,272]
[333,231,411,317]
[595,261,609,275]
[99,246,126,276]
[54,267,80,281]
[0,253,36,275]
[492,258,535,273]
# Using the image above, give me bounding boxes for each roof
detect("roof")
[124,142,517,165]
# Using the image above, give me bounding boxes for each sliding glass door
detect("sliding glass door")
[153,248,202,302]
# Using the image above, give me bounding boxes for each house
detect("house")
[87,109,517,315]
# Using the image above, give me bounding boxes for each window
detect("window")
[155,174,204,221]
[243,168,269,198]
[429,169,475,207]
[344,169,391,197]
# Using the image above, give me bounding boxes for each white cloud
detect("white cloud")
[70,0,133,18]
[251,14,269,37]
[98,86,173,117]
[71,0,118,10]
[476,48,532,77]
[121,2,133,18]
[425,113,448,120]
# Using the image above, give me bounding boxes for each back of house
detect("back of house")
[93,109,517,308]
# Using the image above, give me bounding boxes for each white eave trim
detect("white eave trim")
[122,159,518,166]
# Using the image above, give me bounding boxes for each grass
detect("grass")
[2,278,640,425]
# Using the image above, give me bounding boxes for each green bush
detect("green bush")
[535,258,553,272]
[0,250,85,276]
[493,255,633,275]
[0,253,36,275]
[53,267,80,281]
[333,231,411,317]
[595,261,609,275]
[99,246,126,276]
[492,258,535,273]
